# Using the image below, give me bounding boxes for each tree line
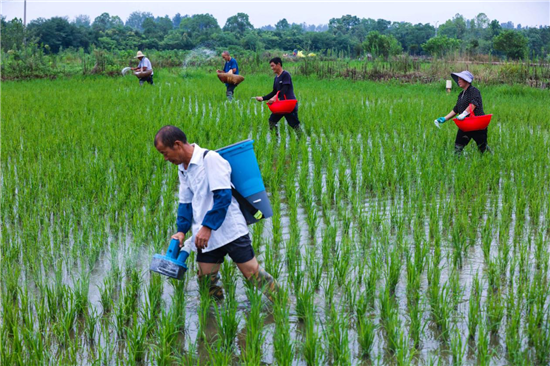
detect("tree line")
[2,11,549,60]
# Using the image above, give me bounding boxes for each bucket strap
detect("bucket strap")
[203,150,263,224]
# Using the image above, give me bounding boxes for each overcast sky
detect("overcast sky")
[2,0,549,28]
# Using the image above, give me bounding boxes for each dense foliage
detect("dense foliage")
[2,12,549,59]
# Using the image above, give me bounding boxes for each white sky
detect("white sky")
[2,0,549,28]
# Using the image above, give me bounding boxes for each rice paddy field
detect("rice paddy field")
[2,68,550,365]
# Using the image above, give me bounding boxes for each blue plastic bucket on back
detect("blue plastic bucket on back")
[217,139,272,220]
[217,140,265,198]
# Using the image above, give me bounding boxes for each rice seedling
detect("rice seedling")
[2,67,549,365]
[272,287,294,365]
[357,313,377,358]
[241,285,265,365]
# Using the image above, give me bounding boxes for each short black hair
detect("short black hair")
[269,57,283,66]
[154,125,187,148]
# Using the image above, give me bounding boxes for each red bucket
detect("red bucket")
[453,104,492,132]
[267,92,297,114]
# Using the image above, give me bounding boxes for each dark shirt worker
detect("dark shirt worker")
[254,57,301,134]
[435,70,489,154]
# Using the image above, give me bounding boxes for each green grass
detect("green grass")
[1,67,549,364]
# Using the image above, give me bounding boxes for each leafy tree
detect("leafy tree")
[74,15,91,28]
[487,20,502,39]
[328,15,361,35]
[493,30,528,59]
[1,17,25,51]
[223,13,253,35]
[439,14,467,39]
[172,13,184,28]
[422,35,461,57]
[161,29,194,50]
[363,31,402,58]
[275,19,290,31]
[92,13,123,33]
[179,14,221,47]
[125,11,153,31]
[28,17,90,52]
[375,18,391,33]
[241,31,262,50]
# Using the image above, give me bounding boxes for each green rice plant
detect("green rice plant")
[357,314,377,358]
[153,308,180,366]
[197,277,213,341]
[450,327,465,366]
[272,287,294,365]
[241,285,265,365]
[85,307,99,342]
[325,303,350,365]
[385,244,401,294]
[477,319,491,366]
[73,273,90,317]
[408,298,424,349]
[220,261,237,300]
[296,282,315,322]
[126,312,152,363]
[394,329,415,366]
[263,239,282,280]
[99,275,116,314]
[214,298,240,352]
[428,281,453,341]
[468,274,481,339]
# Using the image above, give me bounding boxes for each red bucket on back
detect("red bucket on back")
[453,104,492,132]
[267,92,297,114]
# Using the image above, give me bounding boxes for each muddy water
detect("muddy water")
[64,190,540,366]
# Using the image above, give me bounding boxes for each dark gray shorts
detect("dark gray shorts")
[196,234,254,264]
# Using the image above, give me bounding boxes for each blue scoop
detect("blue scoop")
[150,239,189,280]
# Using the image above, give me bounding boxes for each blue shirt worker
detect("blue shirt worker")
[255,57,302,135]
[131,51,154,86]
[435,71,489,154]
[154,125,278,301]
[216,51,239,101]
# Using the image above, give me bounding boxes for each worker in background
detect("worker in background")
[254,57,302,136]
[435,71,489,154]
[217,51,239,101]
[131,51,154,86]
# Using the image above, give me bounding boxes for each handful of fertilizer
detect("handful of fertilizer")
[121,67,132,76]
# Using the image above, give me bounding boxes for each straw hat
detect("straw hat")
[135,51,146,59]
[451,70,474,85]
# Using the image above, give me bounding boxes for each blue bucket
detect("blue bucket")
[217,139,273,220]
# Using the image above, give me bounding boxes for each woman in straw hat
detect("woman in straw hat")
[435,71,489,154]
[132,51,154,86]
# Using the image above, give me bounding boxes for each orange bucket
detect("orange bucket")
[267,92,297,114]
[454,104,492,132]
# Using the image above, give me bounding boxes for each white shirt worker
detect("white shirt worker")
[178,144,248,253]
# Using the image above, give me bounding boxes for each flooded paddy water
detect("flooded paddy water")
[2,69,549,365]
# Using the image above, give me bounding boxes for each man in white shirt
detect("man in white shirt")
[132,51,154,85]
[154,125,278,301]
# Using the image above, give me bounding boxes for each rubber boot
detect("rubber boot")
[198,272,224,300]
[454,144,465,155]
[226,90,233,101]
[248,267,279,302]
[293,125,303,138]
